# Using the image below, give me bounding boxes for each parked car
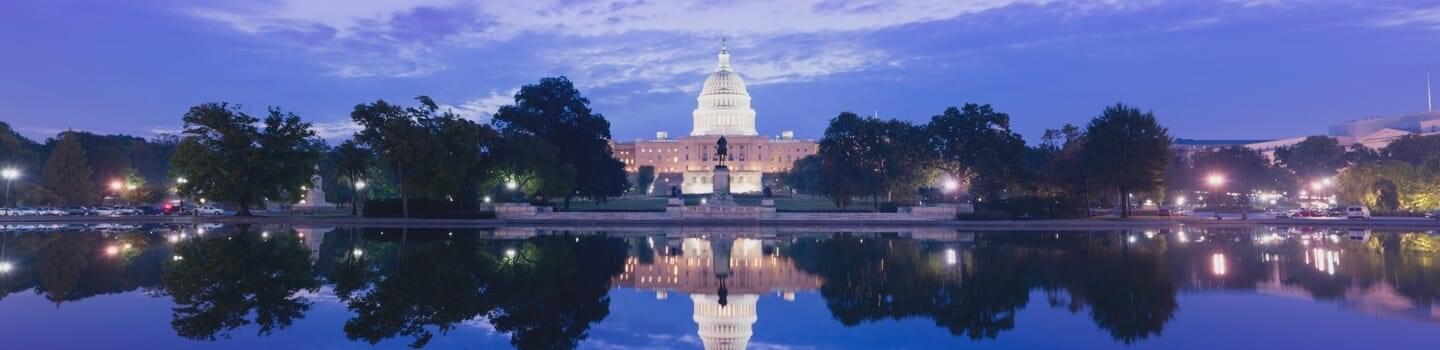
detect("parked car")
[0,208,12,216]
[92,207,118,216]
[1272,210,1292,219]
[191,206,225,216]
[1345,206,1371,220]
[11,208,39,216]
[61,206,91,215]
[136,206,163,215]
[1427,210,1440,220]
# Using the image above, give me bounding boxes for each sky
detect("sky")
[2,0,1440,144]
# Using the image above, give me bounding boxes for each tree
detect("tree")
[1078,104,1172,218]
[0,121,42,173]
[1275,136,1348,180]
[171,103,324,216]
[816,112,882,209]
[1381,134,1440,166]
[814,113,936,209]
[634,166,656,195]
[118,167,164,205]
[333,140,371,216]
[488,132,575,201]
[780,155,824,195]
[492,77,628,209]
[927,104,1030,200]
[1336,160,1437,212]
[42,132,96,205]
[1192,146,1285,209]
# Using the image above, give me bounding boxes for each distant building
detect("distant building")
[1175,111,1440,161]
[612,43,819,194]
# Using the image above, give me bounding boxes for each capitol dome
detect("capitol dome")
[692,42,758,136]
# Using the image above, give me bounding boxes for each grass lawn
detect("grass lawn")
[558,195,879,212]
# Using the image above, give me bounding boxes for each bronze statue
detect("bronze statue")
[715,136,728,166]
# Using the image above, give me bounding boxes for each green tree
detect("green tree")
[816,112,880,209]
[0,121,42,174]
[42,132,96,205]
[1192,146,1285,209]
[170,103,324,216]
[1078,104,1172,218]
[492,77,628,209]
[1275,136,1348,180]
[333,140,371,216]
[489,132,575,201]
[1381,134,1440,166]
[352,96,494,217]
[351,99,429,218]
[634,165,656,195]
[926,104,1030,200]
[780,155,824,195]
[118,167,164,205]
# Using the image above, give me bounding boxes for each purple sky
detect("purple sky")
[2,0,1439,143]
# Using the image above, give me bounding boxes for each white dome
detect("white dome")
[692,43,758,136]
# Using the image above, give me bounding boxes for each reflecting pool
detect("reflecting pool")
[0,224,1437,349]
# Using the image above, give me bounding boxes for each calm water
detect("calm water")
[0,224,1437,349]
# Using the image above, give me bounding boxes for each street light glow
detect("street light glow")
[0,168,18,180]
[1176,196,1187,206]
[0,261,13,274]
[942,179,959,193]
[1206,174,1226,187]
[505,179,518,190]
[109,180,124,191]
[354,180,367,190]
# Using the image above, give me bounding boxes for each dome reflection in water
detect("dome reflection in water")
[0,225,1437,349]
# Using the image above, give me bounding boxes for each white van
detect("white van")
[1345,206,1370,220]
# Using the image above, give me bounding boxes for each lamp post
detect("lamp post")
[176,177,188,214]
[352,180,366,216]
[1206,174,1226,220]
[1,168,18,207]
[109,180,125,205]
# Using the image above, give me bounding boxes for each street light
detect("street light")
[176,177,189,212]
[1,167,18,207]
[1206,173,1226,220]
[352,180,367,216]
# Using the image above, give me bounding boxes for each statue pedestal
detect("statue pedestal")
[708,165,735,206]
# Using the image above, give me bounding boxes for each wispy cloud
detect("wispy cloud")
[181,0,1126,83]
[1370,5,1440,30]
[439,88,516,123]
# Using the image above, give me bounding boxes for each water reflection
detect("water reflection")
[0,225,1436,349]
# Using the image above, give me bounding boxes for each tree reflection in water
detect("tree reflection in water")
[791,231,1178,342]
[323,229,629,349]
[0,225,1435,348]
[162,224,319,340]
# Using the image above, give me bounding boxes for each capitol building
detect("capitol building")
[612,43,818,194]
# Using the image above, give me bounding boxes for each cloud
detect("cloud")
[310,120,362,139]
[181,0,1121,81]
[1370,6,1440,30]
[439,89,516,123]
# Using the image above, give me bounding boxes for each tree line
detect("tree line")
[784,103,1173,217]
[783,102,1440,216]
[0,122,178,207]
[1,76,629,216]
